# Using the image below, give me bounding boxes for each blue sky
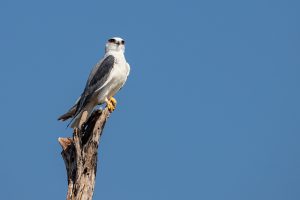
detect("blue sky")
[0,0,299,199]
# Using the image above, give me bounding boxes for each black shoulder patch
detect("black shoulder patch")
[71,55,115,121]
[89,55,115,87]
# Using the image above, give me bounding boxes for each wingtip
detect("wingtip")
[57,117,65,121]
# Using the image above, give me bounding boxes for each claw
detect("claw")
[108,101,115,112]
[106,98,116,112]
[110,97,117,107]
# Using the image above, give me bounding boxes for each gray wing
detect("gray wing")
[71,55,115,121]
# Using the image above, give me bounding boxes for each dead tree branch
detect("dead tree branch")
[58,108,110,200]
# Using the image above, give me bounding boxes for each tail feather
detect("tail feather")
[58,105,77,121]
[70,103,95,129]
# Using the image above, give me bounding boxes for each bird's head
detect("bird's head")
[105,37,125,53]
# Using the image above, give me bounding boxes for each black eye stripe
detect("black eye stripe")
[108,38,125,45]
[108,38,116,43]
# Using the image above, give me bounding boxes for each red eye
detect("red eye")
[108,38,116,43]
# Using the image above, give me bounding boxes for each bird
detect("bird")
[58,37,130,128]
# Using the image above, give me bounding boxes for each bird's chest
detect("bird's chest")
[114,57,123,65]
[112,59,128,80]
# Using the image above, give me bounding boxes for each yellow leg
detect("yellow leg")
[109,97,117,107]
[105,97,117,112]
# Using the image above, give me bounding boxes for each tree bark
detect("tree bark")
[58,108,110,200]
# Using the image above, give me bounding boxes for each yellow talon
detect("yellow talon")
[106,98,116,112]
[109,97,117,107]
[107,101,115,112]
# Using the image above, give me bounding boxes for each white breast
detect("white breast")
[96,51,130,103]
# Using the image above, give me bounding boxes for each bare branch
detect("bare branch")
[59,108,110,200]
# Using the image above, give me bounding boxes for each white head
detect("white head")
[105,37,125,53]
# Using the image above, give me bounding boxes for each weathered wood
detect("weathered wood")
[59,108,110,200]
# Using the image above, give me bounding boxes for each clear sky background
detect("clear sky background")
[0,0,299,199]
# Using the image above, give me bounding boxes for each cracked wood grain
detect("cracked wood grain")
[58,108,110,200]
